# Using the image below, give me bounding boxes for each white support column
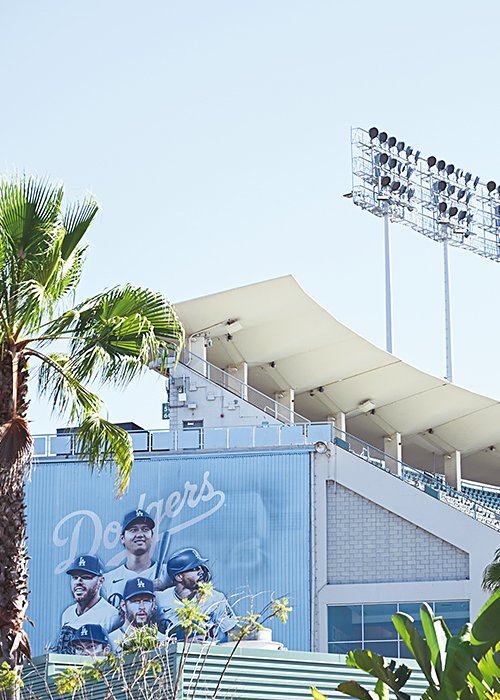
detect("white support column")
[275,389,295,423]
[384,432,402,476]
[332,412,346,439]
[444,450,462,491]
[225,362,248,400]
[188,336,207,376]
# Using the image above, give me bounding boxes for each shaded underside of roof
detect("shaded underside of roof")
[175,276,500,487]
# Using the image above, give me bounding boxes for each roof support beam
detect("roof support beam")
[384,433,402,476]
[444,450,462,491]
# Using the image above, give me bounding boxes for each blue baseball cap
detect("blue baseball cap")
[123,576,155,600]
[121,509,155,533]
[67,555,103,576]
[71,624,109,645]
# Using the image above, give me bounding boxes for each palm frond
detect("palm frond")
[41,285,184,388]
[61,198,98,260]
[74,415,133,495]
[31,350,102,421]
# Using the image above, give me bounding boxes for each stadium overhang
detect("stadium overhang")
[175,275,500,487]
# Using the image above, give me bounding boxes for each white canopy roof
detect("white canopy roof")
[175,275,500,487]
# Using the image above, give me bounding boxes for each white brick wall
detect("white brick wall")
[326,482,469,584]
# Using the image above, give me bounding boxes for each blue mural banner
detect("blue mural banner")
[26,449,311,655]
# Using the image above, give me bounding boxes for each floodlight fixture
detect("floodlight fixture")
[351,125,500,381]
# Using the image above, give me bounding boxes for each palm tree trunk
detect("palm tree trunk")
[0,350,31,699]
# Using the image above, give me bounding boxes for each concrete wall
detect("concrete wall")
[169,363,282,430]
[311,444,500,652]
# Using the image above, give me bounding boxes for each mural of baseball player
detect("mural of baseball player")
[156,548,238,643]
[104,509,170,608]
[109,576,165,650]
[61,555,121,632]
[70,624,112,656]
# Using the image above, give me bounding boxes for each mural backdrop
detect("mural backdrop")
[26,449,311,655]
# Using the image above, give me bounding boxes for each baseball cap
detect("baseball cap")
[67,555,103,576]
[71,624,109,645]
[123,576,155,600]
[121,509,155,533]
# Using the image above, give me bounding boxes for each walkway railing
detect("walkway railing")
[33,423,500,532]
[176,354,309,424]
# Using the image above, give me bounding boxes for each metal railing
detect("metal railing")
[32,423,500,532]
[177,353,309,424]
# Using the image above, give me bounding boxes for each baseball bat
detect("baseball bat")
[155,529,171,579]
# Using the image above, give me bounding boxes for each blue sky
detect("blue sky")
[4,1,500,433]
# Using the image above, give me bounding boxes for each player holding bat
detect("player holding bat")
[104,509,172,608]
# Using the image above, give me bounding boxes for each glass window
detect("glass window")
[328,641,361,655]
[368,641,399,658]
[364,604,397,641]
[327,601,470,660]
[328,605,362,642]
[435,601,470,635]
[398,602,425,637]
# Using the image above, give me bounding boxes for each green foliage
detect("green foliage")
[311,592,500,700]
[52,595,292,699]
[0,661,24,691]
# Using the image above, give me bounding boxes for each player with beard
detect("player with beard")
[57,555,120,650]
[156,548,238,643]
[104,509,169,608]
[109,576,165,650]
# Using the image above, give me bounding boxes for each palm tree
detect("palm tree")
[483,548,500,592]
[0,176,184,694]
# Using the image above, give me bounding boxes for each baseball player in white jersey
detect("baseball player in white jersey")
[104,509,170,608]
[109,576,165,651]
[53,555,120,653]
[156,548,238,643]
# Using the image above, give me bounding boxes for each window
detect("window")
[328,601,470,659]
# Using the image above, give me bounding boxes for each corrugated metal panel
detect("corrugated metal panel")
[22,648,429,700]
[26,449,311,655]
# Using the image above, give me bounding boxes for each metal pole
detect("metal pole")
[443,235,453,382]
[384,212,393,353]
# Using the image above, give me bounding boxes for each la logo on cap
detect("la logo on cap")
[135,509,144,517]
[81,627,88,636]
[78,557,86,567]
[137,579,145,588]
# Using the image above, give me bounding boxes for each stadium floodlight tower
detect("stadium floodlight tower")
[350,126,500,381]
